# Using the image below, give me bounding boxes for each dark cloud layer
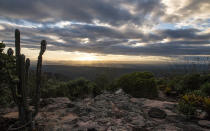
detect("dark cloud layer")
[0,0,209,57]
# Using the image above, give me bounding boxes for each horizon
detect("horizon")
[0,0,210,64]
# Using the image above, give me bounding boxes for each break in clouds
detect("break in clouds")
[0,0,210,57]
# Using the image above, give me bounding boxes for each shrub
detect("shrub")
[0,41,16,107]
[182,74,201,91]
[178,100,196,117]
[167,76,183,94]
[66,78,99,100]
[201,83,210,96]
[200,74,210,84]
[94,73,111,91]
[178,92,210,118]
[106,80,120,92]
[190,90,204,96]
[115,72,158,98]
[203,97,210,118]
[164,87,172,96]
[168,74,202,95]
[0,87,12,107]
[182,94,203,107]
[178,93,205,117]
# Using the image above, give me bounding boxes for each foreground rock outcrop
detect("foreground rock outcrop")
[1,90,210,131]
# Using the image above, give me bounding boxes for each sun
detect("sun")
[77,55,99,61]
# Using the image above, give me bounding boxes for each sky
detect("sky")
[0,0,210,64]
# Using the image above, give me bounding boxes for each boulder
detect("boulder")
[148,107,167,119]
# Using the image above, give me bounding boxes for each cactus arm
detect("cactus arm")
[33,40,47,117]
[25,58,30,96]
[15,29,20,57]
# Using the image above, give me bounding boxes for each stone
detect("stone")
[115,89,123,94]
[148,107,167,119]
[198,120,210,128]
[197,111,208,120]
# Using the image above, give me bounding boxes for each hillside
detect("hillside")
[1,90,210,130]
[33,64,172,81]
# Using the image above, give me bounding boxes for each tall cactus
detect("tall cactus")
[15,29,28,123]
[8,29,47,129]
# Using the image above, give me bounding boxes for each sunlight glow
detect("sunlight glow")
[76,55,99,61]
[4,47,172,64]
[0,25,5,30]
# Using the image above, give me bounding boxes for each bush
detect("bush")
[65,78,100,100]
[168,74,202,95]
[0,41,16,107]
[167,76,183,94]
[94,73,111,91]
[201,83,210,96]
[115,72,158,98]
[182,74,201,91]
[200,74,210,84]
[0,87,12,107]
[203,97,210,118]
[178,100,196,117]
[178,92,210,118]
[40,79,65,98]
[182,94,203,107]
[164,87,172,96]
[178,93,203,117]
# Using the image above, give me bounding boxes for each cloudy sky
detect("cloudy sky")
[0,0,210,63]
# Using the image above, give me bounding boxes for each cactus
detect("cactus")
[8,29,47,129]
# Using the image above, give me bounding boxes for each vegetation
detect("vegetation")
[0,29,47,130]
[114,72,158,98]
[0,41,15,107]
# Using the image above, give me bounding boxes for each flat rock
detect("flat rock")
[198,120,210,128]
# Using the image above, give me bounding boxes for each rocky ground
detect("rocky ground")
[1,89,210,131]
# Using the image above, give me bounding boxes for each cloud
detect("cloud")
[0,0,209,59]
[0,0,164,26]
[162,0,210,29]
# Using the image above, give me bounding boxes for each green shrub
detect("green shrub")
[168,74,202,95]
[182,74,201,91]
[178,93,203,117]
[178,92,210,118]
[66,78,100,100]
[0,87,12,107]
[167,76,183,94]
[200,74,210,84]
[0,41,16,107]
[115,72,158,98]
[201,83,210,96]
[178,100,196,117]
[189,90,205,97]
[94,73,111,91]
[164,87,172,96]
[203,97,210,118]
